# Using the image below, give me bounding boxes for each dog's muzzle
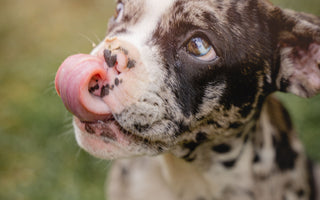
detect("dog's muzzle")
[55,37,141,122]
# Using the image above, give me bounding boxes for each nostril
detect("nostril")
[104,49,117,68]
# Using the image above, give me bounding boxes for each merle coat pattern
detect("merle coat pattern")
[55,0,320,199]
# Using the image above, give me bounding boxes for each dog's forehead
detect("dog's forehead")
[114,0,261,46]
[112,0,228,45]
[111,0,176,46]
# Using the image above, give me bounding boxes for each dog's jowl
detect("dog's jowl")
[55,0,320,199]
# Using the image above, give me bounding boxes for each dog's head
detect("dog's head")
[55,0,320,159]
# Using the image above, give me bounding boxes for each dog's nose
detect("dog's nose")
[55,37,142,122]
[103,48,135,74]
[102,38,138,73]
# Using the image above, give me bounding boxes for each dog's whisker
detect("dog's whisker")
[75,148,82,160]
[58,128,74,137]
[78,33,97,48]
[92,32,102,44]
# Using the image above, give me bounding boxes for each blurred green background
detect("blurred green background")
[0,0,319,199]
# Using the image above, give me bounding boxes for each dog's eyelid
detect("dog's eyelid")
[185,36,218,62]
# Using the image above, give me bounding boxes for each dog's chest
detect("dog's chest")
[107,97,312,200]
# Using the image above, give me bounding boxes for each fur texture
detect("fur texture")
[57,0,320,199]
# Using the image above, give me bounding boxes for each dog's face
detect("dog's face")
[55,0,320,159]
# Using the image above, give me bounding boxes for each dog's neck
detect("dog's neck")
[158,96,309,199]
[160,124,256,198]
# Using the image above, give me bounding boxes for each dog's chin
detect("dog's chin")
[73,117,160,160]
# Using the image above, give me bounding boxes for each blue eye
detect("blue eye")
[187,37,217,61]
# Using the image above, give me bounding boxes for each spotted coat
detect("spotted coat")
[60,0,320,199]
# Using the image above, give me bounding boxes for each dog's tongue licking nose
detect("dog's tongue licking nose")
[55,54,111,121]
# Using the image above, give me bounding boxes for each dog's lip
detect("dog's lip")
[75,116,131,143]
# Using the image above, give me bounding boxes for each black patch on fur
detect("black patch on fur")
[196,132,208,143]
[183,141,199,153]
[212,143,231,154]
[134,123,150,132]
[273,132,298,171]
[256,94,267,112]
[243,133,250,144]
[104,49,117,67]
[100,85,110,97]
[230,122,242,129]
[208,120,222,128]
[222,159,237,168]
[157,146,164,152]
[127,59,136,69]
[279,77,290,92]
[183,155,196,162]
[85,124,95,134]
[280,105,293,130]
[182,134,208,162]
[174,120,190,137]
[115,78,120,86]
[182,141,199,162]
[143,138,150,145]
[101,131,117,141]
[253,153,260,163]
[297,189,305,198]
[239,104,253,118]
[219,68,259,113]
[178,121,190,134]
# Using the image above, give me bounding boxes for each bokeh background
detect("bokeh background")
[0,0,319,199]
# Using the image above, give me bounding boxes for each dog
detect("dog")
[55,0,320,199]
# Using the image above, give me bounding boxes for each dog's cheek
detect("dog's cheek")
[196,81,227,119]
[113,89,167,131]
[222,69,261,113]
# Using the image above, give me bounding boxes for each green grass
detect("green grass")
[0,0,319,200]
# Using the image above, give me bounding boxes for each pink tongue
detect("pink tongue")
[55,54,111,121]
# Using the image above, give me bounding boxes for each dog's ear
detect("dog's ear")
[271,8,320,98]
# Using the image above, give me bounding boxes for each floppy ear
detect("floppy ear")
[273,8,320,98]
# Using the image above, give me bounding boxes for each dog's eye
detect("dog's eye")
[114,2,124,22]
[187,37,217,61]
